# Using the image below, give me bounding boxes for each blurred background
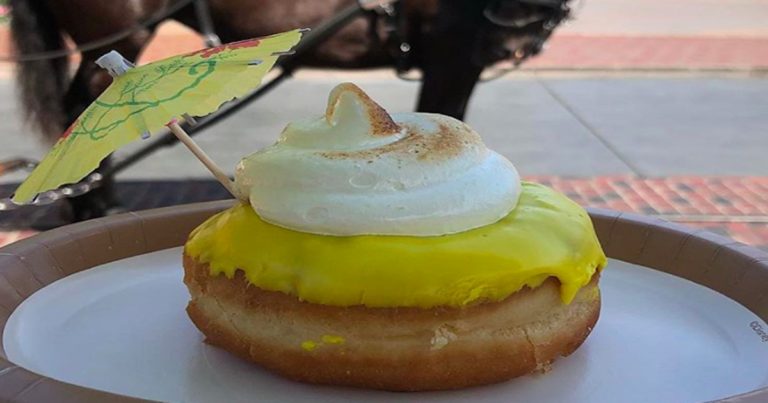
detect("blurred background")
[0,0,766,248]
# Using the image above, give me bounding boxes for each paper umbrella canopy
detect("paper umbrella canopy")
[13,28,305,204]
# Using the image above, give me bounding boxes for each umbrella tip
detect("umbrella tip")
[95,50,135,77]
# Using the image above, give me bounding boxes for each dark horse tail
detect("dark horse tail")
[10,0,69,141]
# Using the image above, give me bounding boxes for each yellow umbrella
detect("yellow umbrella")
[13,28,305,204]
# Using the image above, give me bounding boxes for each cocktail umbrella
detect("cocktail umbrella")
[12,29,305,204]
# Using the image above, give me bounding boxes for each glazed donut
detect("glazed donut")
[184,254,600,391]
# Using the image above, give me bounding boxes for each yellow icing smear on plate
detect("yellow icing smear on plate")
[301,335,346,351]
[185,182,606,308]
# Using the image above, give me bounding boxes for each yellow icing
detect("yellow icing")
[301,335,346,352]
[185,183,606,308]
[300,341,317,351]
[321,335,345,345]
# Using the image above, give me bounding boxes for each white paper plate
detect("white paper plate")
[4,247,768,403]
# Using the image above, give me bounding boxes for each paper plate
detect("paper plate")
[0,201,766,402]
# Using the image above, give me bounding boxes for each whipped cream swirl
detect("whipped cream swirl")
[234,83,521,236]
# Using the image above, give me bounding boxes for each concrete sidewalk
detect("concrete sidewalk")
[3,73,766,183]
[558,0,768,37]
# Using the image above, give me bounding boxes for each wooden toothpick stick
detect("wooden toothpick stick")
[166,119,241,200]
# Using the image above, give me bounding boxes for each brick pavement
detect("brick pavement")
[530,176,768,249]
[136,31,768,71]
[524,35,768,70]
[1,176,766,250]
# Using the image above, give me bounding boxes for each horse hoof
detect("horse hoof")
[65,189,122,223]
[104,206,129,216]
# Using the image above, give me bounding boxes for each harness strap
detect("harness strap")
[193,0,222,47]
[364,0,414,75]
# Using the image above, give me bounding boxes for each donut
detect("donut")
[184,256,600,391]
[182,83,606,391]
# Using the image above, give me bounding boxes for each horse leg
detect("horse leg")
[61,62,122,221]
[415,1,486,121]
[60,31,158,221]
[417,57,483,121]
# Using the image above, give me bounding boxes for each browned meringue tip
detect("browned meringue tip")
[325,83,401,136]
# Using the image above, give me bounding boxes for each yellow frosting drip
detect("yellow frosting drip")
[300,335,346,352]
[321,335,345,345]
[300,341,317,351]
[185,183,606,308]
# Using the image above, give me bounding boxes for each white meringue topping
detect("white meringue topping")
[234,83,521,236]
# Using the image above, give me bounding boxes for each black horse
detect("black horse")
[9,0,570,220]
